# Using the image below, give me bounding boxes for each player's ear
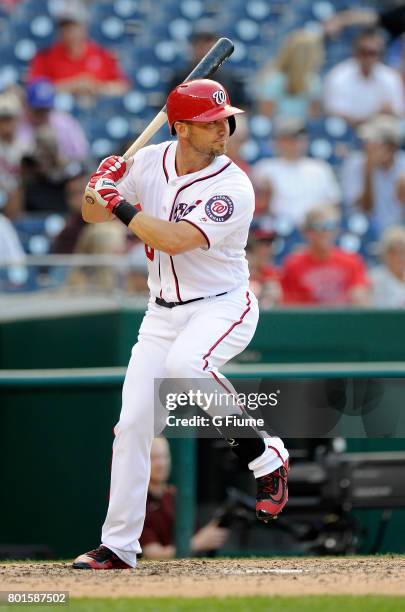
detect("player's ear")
[175,121,188,138]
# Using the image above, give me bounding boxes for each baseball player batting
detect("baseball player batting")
[73,79,289,570]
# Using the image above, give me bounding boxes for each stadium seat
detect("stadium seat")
[113,0,141,19]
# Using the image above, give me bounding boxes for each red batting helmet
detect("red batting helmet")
[166,79,244,136]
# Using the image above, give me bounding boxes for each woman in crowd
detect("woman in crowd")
[254,29,324,120]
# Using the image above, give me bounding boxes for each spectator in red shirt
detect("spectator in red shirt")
[140,437,229,559]
[27,1,129,99]
[281,206,370,306]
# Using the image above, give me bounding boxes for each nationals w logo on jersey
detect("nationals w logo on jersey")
[205,195,234,222]
[172,200,202,223]
[212,90,226,105]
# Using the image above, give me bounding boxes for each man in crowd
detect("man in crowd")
[28,1,129,98]
[341,114,405,237]
[17,79,89,163]
[140,437,229,559]
[281,206,370,305]
[0,90,24,218]
[252,118,341,228]
[323,28,405,125]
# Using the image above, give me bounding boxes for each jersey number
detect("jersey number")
[145,244,155,261]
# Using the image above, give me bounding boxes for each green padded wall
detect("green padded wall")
[2,309,405,370]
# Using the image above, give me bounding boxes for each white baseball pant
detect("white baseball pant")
[101,285,288,567]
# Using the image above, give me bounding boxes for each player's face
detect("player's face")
[184,118,231,157]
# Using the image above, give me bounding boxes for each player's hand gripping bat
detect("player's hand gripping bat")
[82,37,235,223]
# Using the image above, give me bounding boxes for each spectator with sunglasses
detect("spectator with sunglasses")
[323,28,405,126]
[281,206,370,306]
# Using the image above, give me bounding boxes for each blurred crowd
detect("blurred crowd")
[1,0,405,308]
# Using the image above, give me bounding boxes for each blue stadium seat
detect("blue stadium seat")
[113,0,141,19]
[179,0,204,20]
[29,14,55,45]
[341,211,380,263]
[14,214,65,254]
[0,265,37,293]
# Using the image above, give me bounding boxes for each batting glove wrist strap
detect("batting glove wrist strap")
[114,200,138,226]
[87,176,124,212]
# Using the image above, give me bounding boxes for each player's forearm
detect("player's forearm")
[128,212,185,255]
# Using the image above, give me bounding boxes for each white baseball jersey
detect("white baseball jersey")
[118,141,254,302]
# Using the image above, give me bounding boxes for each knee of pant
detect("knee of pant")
[164,351,202,379]
[115,412,153,436]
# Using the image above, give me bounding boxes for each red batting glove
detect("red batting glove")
[88,169,105,190]
[95,155,128,183]
[86,175,124,213]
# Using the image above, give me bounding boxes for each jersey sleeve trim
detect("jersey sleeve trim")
[181,219,211,249]
[162,143,172,183]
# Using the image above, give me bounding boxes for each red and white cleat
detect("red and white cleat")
[256,461,289,522]
[72,545,132,570]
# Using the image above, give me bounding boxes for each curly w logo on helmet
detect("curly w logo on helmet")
[212,90,227,105]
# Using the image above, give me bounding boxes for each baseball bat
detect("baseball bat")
[83,37,234,223]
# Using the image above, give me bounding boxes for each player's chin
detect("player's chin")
[212,142,227,156]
